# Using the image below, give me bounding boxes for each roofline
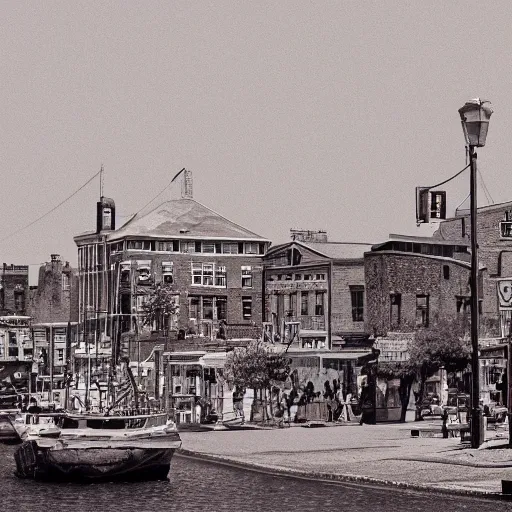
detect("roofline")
[364,250,486,270]
[107,234,271,243]
[115,198,268,241]
[383,233,469,246]
[444,200,512,220]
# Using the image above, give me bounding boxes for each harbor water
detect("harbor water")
[0,444,510,511]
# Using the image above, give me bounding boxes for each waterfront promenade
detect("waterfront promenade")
[178,421,512,499]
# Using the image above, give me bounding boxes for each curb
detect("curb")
[176,448,511,501]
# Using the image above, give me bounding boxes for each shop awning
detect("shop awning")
[200,352,228,368]
[321,351,373,360]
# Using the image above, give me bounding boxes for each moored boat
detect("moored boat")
[13,411,182,482]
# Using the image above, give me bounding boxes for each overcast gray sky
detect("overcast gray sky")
[2,1,512,284]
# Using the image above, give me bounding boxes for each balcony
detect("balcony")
[288,316,326,331]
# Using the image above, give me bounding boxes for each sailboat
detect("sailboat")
[12,358,182,482]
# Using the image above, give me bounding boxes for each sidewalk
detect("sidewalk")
[177,421,512,499]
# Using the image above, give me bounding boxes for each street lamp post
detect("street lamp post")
[458,98,493,449]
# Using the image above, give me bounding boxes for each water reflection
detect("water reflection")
[0,445,509,512]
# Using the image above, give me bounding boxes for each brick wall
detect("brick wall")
[363,251,492,336]
[0,264,29,315]
[330,261,366,334]
[28,260,79,323]
[433,203,512,324]
[110,250,264,328]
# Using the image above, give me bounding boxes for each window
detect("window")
[443,265,450,280]
[102,208,112,230]
[223,242,239,254]
[216,297,227,320]
[245,242,259,255]
[120,261,131,284]
[285,274,292,281]
[416,295,429,327]
[57,349,64,364]
[289,293,297,316]
[390,293,401,329]
[456,296,471,314]
[195,241,202,253]
[315,274,326,281]
[158,240,179,252]
[110,242,123,253]
[287,248,302,265]
[127,240,152,250]
[350,286,364,322]
[203,297,213,319]
[191,263,226,287]
[137,261,152,284]
[8,331,18,358]
[215,266,226,287]
[189,297,200,321]
[181,241,196,253]
[303,274,312,281]
[501,221,512,238]
[62,274,70,291]
[162,262,174,284]
[242,297,252,320]
[14,290,25,312]
[202,242,216,253]
[300,292,309,316]
[315,292,325,316]
[242,266,253,288]
[294,274,302,281]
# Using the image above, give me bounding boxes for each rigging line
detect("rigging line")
[478,168,494,204]
[133,176,180,217]
[0,170,101,243]
[455,192,470,212]
[477,169,490,204]
[425,163,470,191]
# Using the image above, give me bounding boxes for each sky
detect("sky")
[2,1,512,285]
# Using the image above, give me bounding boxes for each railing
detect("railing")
[288,316,326,330]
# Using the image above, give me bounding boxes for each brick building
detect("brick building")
[27,254,79,401]
[264,229,373,350]
[364,234,475,336]
[432,201,512,336]
[0,263,28,315]
[73,170,270,412]
[263,230,376,415]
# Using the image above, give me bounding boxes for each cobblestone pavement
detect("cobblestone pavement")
[179,422,512,496]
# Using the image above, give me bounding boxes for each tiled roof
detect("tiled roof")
[109,199,269,241]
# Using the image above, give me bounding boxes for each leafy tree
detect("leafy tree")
[224,341,291,419]
[139,283,179,333]
[408,318,470,419]
[376,360,416,423]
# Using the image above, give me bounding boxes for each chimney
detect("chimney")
[290,229,328,243]
[182,169,193,199]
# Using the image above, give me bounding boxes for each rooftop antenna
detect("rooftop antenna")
[170,167,186,199]
[100,164,104,199]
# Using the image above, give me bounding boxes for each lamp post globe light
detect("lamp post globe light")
[458,98,493,449]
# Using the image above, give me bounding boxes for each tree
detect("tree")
[376,360,416,423]
[408,318,470,419]
[224,341,291,420]
[139,283,179,333]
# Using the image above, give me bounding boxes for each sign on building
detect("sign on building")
[497,279,512,337]
[374,334,412,362]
